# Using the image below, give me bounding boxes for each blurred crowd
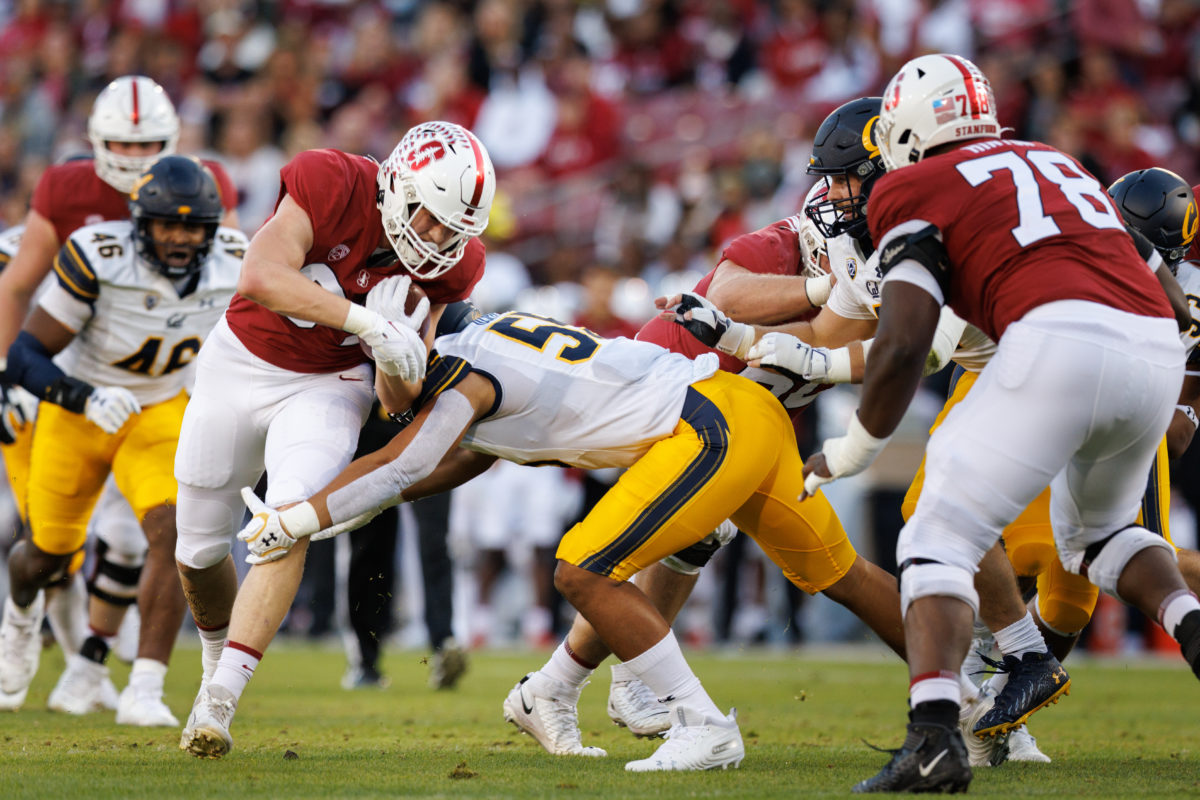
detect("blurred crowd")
[3,0,1200,657]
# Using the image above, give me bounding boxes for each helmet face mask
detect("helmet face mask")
[88,76,181,194]
[1109,167,1199,273]
[805,97,884,243]
[129,156,223,280]
[377,122,496,280]
[877,54,999,172]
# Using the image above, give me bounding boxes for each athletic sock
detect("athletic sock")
[210,641,261,701]
[1159,590,1200,637]
[541,639,596,688]
[622,630,722,726]
[80,632,112,665]
[197,623,228,681]
[993,612,1046,660]
[128,658,168,694]
[910,669,961,708]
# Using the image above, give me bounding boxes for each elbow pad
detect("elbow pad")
[879,225,952,297]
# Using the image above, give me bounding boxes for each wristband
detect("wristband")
[278,501,321,538]
[1177,404,1199,431]
[342,303,379,337]
[827,412,890,476]
[805,274,833,307]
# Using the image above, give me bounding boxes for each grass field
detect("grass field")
[1,642,1197,798]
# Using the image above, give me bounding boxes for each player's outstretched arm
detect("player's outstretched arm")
[707,260,832,323]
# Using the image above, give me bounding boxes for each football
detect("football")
[408,282,431,339]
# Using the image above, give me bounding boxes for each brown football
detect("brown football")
[408,282,431,339]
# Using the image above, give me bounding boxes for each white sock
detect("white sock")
[1160,590,1200,636]
[910,671,961,707]
[129,658,167,694]
[45,574,87,654]
[198,625,228,680]
[210,641,260,702]
[541,640,595,688]
[958,672,981,704]
[993,612,1046,660]
[611,661,635,683]
[622,630,722,726]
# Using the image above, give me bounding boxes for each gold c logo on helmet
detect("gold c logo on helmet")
[862,116,880,159]
[1183,201,1198,247]
[129,172,154,201]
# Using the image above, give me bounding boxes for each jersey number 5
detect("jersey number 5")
[487,313,601,363]
[956,150,1123,247]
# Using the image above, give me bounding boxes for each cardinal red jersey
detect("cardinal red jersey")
[31,157,237,243]
[224,148,484,373]
[869,139,1173,341]
[636,214,828,423]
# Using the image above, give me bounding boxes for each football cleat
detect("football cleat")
[99,676,120,711]
[180,684,237,758]
[958,690,1008,767]
[853,721,972,794]
[607,672,670,738]
[117,683,180,727]
[1006,725,1051,763]
[973,650,1069,737]
[625,708,744,772]
[428,638,468,690]
[0,591,46,704]
[47,654,110,715]
[502,672,606,756]
[341,665,391,690]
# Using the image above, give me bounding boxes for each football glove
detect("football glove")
[366,274,430,333]
[84,386,141,434]
[667,292,755,359]
[802,414,890,498]
[0,382,37,445]
[238,487,298,565]
[748,333,834,382]
[359,314,427,382]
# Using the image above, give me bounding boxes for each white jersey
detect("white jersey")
[433,311,720,469]
[0,224,57,304]
[823,231,997,371]
[39,220,244,405]
[1176,260,1200,357]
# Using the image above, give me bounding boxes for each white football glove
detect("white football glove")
[366,274,430,333]
[237,487,299,565]
[359,314,427,381]
[0,383,37,445]
[667,292,755,359]
[84,386,141,434]
[748,332,833,382]
[802,414,890,498]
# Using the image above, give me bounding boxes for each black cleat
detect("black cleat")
[1175,609,1200,680]
[853,721,971,794]
[973,650,1069,737]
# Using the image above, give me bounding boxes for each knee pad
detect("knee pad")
[1033,559,1099,635]
[661,520,737,575]
[87,540,142,607]
[1065,525,1174,597]
[899,559,979,617]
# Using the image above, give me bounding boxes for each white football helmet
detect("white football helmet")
[876,54,999,172]
[798,181,829,279]
[87,76,180,194]
[377,121,496,280]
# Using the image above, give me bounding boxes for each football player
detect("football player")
[234,305,887,772]
[0,76,239,720]
[0,156,244,724]
[802,54,1199,793]
[175,121,495,758]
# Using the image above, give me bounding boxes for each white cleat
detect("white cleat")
[1007,724,1051,763]
[0,591,46,706]
[625,708,744,772]
[502,672,606,756]
[47,654,110,715]
[180,684,237,758]
[99,676,120,711]
[607,672,670,738]
[959,689,1009,767]
[117,683,180,727]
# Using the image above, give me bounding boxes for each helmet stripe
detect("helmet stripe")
[466,132,486,211]
[131,78,140,126]
[944,55,980,119]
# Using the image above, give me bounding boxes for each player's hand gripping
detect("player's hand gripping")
[658,292,755,359]
[0,382,37,445]
[800,414,890,500]
[237,487,299,565]
[359,316,427,382]
[747,332,834,381]
[84,386,141,434]
[366,274,430,333]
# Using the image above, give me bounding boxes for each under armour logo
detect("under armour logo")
[260,530,279,548]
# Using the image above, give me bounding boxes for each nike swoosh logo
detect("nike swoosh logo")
[918,749,948,777]
[339,376,364,381]
[520,686,534,715]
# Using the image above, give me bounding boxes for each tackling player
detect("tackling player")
[176,121,495,758]
[0,157,244,724]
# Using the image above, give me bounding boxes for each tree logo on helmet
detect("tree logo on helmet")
[405,140,447,172]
